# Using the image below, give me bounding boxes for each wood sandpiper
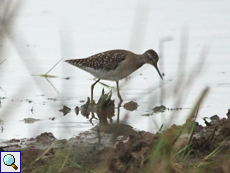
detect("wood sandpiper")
[65,49,163,103]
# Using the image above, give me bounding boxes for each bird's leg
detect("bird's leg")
[91,79,100,104]
[116,81,123,103]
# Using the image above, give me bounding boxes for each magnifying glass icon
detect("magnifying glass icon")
[3,154,18,170]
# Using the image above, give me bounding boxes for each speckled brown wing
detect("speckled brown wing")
[65,50,127,71]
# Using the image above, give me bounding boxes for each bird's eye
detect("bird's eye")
[147,53,154,62]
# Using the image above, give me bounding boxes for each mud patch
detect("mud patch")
[1,109,230,172]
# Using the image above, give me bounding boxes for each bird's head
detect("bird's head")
[144,49,163,80]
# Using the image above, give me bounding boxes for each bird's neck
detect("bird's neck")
[135,54,146,68]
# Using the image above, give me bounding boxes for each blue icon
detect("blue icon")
[3,154,18,170]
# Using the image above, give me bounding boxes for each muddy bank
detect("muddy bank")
[1,109,230,172]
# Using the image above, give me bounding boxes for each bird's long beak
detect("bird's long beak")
[155,65,163,80]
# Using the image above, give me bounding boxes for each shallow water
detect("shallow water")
[0,0,230,140]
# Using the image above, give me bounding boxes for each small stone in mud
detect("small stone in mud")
[75,106,79,115]
[59,105,71,116]
[22,118,40,124]
[210,114,219,120]
[36,132,56,144]
[123,101,138,111]
[49,117,55,121]
[152,105,166,113]
[26,99,32,103]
